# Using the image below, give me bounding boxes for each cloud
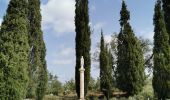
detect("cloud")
[41,0,75,36]
[46,45,75,83]
[0,18,2,26]
[50,46,75,66]
[90,22,106,34]
[60,48,74,56]
[54,47,74,57]
[52,59,73,65]
[105,35,112,43]
[94,22,105,31]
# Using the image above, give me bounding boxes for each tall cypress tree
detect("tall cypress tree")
[152,0,170,99]
[108,48,115,87]
[100,31,105,91]
[162,0,170,44]
[116,0,145,96]
[100,31,112,100]
[0,0,29,99]
[75,0,91,97]
[27,0,48,99]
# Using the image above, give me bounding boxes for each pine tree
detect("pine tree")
[116,0,145,96]
[75,0,91,97]
[100,31,112,99]
[0,0,29,99]
[152,0,170,99]
[162,0,170,44]
[27,0,48,99]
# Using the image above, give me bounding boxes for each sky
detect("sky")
[0,0,155,83]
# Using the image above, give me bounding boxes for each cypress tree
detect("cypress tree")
[75,0,91,97]
[100,31,112,99]
[108,48,115,87]
[162,0,170,44]
[36,47,48,100]
[152,0,170,99]
[108,49,114,71]
[100,31,105,91]
[27,0,48,99]
[0,0,29,99]
[116,0,145,96]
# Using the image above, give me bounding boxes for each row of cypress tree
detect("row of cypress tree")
[75,0,170,99]
[0,0,47,99]
[98,0,170,99]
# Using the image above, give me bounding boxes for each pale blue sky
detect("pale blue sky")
[0,0,155,83]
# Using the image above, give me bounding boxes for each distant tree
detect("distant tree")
[138,37,153,55]
[27,0,48,99]
[46,72,53,94]
[64,79,75,92]
[152,0,170,99]
[75,0,91,97]
[99,31,112,100]
[88,76,96,91]
[0,0,29,99]
[95,78,100,91]
[51,76,63,96]
[88,77,100,92]
[63,79,75,95]
[46,74,63,96]
[138,37,153,76]
[162,0,170,44]
[116,1,145,96]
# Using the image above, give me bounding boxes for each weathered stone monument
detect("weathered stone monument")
[79,56,85,100]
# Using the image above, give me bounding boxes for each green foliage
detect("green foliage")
[51,78,63,96]
[88,77,100,92]
[75,0,91,97]
[140,81,154,99]
[116,0,145,96]
[64,79,75,93]
[0,0,29,99]
[26,79,36,98]
[99,31,113,99]
[88,77,96,91]
[46,74,63,96]
[138,37,153,54]
[27,0,48,99]
[119,1,130,27]
[36,46,48,100]
[162,0,170,44]
[111,84,154,100]
[138,37,153,77]
[153,0,170,99]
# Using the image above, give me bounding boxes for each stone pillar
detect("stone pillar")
[79,56,85,100]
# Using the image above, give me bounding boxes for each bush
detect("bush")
[51,80,63,96]
[63,79,75,93]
